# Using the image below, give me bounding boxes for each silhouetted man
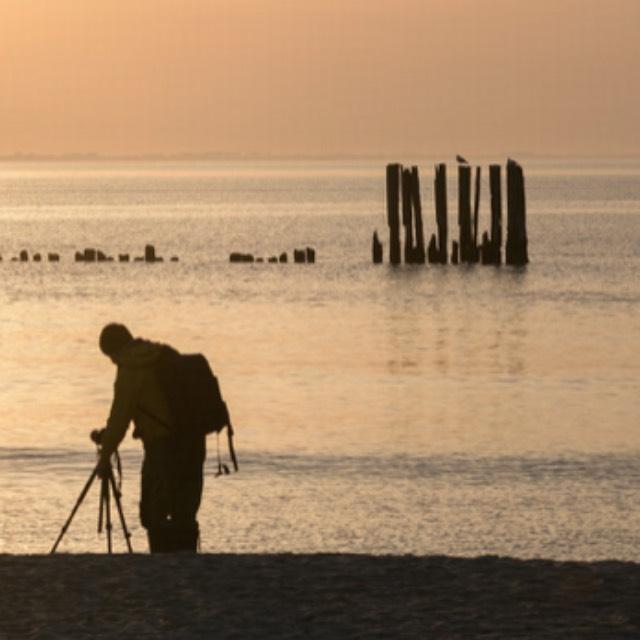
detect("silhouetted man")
[97,323,205,552]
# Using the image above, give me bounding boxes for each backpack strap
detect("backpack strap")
[227,421,239,472]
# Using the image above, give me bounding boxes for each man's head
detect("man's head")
[99,323,133,362]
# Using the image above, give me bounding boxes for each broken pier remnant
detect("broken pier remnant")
[506,159,528,266]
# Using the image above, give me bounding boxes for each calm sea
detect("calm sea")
[0,157,638,559]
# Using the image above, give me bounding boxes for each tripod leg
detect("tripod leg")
[50,466,99,554]
[109,472,133,553]
[98,477,106,533]
[105,478,113,554]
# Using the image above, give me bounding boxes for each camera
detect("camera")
[90,428,106,445]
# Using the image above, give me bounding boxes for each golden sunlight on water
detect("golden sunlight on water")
[0,160,639,557]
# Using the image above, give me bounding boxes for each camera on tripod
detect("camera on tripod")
[50,426,132,554]
[90,427,106,446]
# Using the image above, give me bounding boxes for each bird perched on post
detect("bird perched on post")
[456,155,468,164]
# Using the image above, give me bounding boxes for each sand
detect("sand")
[1,554,639,639]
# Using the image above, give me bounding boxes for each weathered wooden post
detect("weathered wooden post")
[427,234,438,263]
[506,159,528,266]
[305,247,316,263]
[489,164,502,265]
[372,231,383,263]
[401,168,414,263]
[410,167,426,264]
[472,167,481,263]
[144,244,156,263]
[458,165,473,263]
[480,231,491,264]
[386,164,401,265]
[434,163,448,264]
[451,241,459,265]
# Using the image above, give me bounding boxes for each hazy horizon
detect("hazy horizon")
[2,0,639,158]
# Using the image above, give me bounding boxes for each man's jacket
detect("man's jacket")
[100,339,173,457]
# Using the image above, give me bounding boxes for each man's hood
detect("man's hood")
[117,338,164,369]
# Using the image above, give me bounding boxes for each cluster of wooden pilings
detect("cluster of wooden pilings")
[1,245,178,263]
[374,159,528,266]
[230,247,316,264]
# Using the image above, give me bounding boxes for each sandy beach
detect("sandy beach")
[2,554,639,639]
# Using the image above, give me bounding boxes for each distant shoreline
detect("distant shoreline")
[2,152,640,163]
[3,553,639,638]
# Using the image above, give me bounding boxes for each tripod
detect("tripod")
[50,451,133,554]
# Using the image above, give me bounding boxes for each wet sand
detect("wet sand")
[2,554,640,639]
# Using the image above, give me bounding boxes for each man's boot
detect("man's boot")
[147,526,173,553]
[172,522,199,552]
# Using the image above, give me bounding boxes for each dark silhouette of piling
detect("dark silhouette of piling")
[451,241,459,265]
[386,164,401,265]
[48,253,60,262]
[20,250,28,262]
[472,167,481,261]
[306,247,315,263]
[119,254,130,262]
[427,234,438,263]
[372,231,383,263]
[294,249,306,263]
[489,164,502,265]
[458,166,473,263]
[229,253,254,263]
[480,231,491,265]
[279,252,288,263]
[268,256,278,263]
[401,168,414,263]
[144,245,156,263]
[506,160,528,266]
[84,249,96,262]
[33,253,42,262]
[410,167,426,264]
[434,163,448,264]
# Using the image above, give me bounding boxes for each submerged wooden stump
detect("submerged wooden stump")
[372,231,383,264]
[427,234,439,264]
[144,244,157,263]
[229,253,254,263]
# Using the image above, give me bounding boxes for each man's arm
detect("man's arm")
[97,370,137,473]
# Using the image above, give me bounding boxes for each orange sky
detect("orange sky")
[1,0,639,157]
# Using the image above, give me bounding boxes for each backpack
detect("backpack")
[141,345,239,474]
